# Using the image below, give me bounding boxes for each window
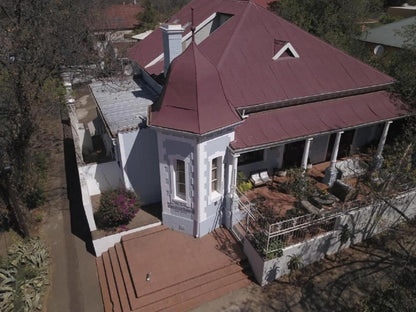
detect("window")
[238,150,264,166]
[176,159,186,199]
[211,157,220,193]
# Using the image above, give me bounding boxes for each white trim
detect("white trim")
[208,152,225,203]
[272,42,299,60]
[272,42,300,60]
[169,154,191,206]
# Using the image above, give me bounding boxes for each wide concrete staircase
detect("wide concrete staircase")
[96,227,252,312]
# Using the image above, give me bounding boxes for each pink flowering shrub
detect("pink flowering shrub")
[94,188,140,230]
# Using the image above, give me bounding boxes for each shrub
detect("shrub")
[94,188,140,230]
[237,172,253,193]
[0,237,49,312]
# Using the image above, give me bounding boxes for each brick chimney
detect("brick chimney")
[160,24,184,77]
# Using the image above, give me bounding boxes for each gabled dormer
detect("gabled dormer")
[272,39,299,60]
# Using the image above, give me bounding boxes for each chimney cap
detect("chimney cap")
[160,24,184,33]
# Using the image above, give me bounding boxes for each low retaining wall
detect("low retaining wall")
[245,190,416,286]
[92,222,161,257]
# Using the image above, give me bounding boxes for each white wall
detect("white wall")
[118,128,161,205]
[79,162,123,196]
[245,190,416,285]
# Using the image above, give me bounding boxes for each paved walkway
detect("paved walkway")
[42,115,103,312]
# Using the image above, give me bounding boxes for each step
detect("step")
[143,269,250,312]
[96,257,113,312]
[129,262,243,310]
[163,276,251,312]
[121,226,169,243]
[102,251,122,312]
[108,247,131,312]
[115,243,138,304]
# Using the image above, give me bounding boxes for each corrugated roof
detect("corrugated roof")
[128,0,394,109]
[90,78,158,136]
[231,91,409,150]
[151,42,241,134]
[94,4,143,31]
[359,16,416,48]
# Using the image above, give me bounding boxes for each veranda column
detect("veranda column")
[224,152,240,229]
[323,131,343,186]
[301,138,313,170]
[373,121,392,169]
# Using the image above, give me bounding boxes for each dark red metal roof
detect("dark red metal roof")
[150,42,241,134]
[128,0,394,109]
[231,91,409,150]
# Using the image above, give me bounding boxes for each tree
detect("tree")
[272,0,383,54]
[136,0,191,32]
[0,0,98,236]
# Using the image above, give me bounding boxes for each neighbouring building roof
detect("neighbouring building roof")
[232,91,409,151]
[359,16,416,48]
[151,42,241,134]
[94,4,143,31]
[90,78,158,136]
[128,0,394,110]
[251,0,274,8]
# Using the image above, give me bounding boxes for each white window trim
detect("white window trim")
[169,155,191,205]
[208,154,224,203]
[272,42,299,60]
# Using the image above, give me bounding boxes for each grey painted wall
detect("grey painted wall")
[309,134,330,164]
[158,132,197,235]
[198,131,234,237]
[352,124,383,152]
[122,128,161,204]
[238,146,284,178]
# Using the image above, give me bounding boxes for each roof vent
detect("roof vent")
[272,39,299,60]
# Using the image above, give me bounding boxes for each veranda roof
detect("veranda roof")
[231,91,409,151]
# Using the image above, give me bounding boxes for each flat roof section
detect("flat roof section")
[90,78,158,137]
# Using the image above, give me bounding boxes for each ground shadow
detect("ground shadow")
[62,118,95,255]
[140,202,162,220]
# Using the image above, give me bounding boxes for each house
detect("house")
[92,3,143,60]
[387,3,416,18]
[91,0,409,238]
[359,16,416,56]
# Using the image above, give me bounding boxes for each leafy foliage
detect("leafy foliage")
[0,237,49,312]
[94,188,141,230]
[251,231,285,259]
[272,0,383,54]
[287,254,304,273]
[237,171,253,193]
[136,0,191,32]
[280,168,315,200]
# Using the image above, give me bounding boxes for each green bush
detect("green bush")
[0,237,49,312]
[94,188,140,230]
[237,171,253,193]
[24,186,46,210]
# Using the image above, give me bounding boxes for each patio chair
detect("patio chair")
[250,172,263,186]
[259,170,272,183]
[250,170,272,187]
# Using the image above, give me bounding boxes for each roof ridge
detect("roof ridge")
[191,43,202,134]
[217,0,252,68]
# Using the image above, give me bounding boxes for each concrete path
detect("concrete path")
[41,115,103,312]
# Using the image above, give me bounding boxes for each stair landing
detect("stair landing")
[96,226,251,312]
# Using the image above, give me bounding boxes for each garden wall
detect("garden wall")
[244,190,416,286]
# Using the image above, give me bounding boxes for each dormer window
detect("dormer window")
[273,39,299,60]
